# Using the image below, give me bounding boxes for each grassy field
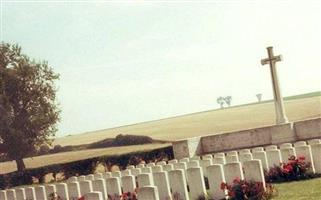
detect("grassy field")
[0,143,170,174]
[273,178,321,200]
[54,94,321,146]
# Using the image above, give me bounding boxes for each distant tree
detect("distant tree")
[224,96,232,107]
[256,93,262,102]
[217,96,225,108]
[0,43,60,171]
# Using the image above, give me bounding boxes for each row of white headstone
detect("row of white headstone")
[1,139,320,200]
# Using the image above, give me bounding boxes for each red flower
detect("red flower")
[220,182,227,190]
[78,197,85,200]
[298,156,305,161]
[233,177,241,184]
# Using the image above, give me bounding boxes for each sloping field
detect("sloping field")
[0,143,170,174]
[54,94,321,146]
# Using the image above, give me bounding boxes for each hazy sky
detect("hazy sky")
[1,0,320,137]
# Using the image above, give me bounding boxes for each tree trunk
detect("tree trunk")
[16,158,26,171]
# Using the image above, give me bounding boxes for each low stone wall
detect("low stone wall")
[172,117,321,158]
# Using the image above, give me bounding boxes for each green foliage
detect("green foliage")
[0,43,60,170]
[38,144,51,155]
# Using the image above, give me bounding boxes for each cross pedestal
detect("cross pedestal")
[261,46,288,124]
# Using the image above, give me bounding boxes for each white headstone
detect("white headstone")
[94,173,103,180]
[137,173,154,187]
[226,151,238,156]
[252,151,269,170]
[121,169,131,177]
[243,160,266,189]
[45,185,56,199]
[130,168,142,177]
[78,175,86,182]
[137,186,159,200]
[311,143,321,173]
[168,159,178,164]
[104,172,112,179]
[106,177,122,198]
[92,178,108,200]
[67,181,81,199]
[146,163,156,167]
[163,164,174,172]
[151,165,163,173]
[56,183,69,200]
[308,139,321,145]
[190,156,201,161]
[34,186,46,200]
[202,154,213,160]
[186,160,200,168]
[200,158,212,177]
[79,180,93,196]
[225,155,239,163]
[239,149,251,154]
[127,165,135,169]
[121,175,136,193]
[239,153,253,165]
[265,145,277,150]
[141,167,152,174]
[0,190,7,200]
[136,163,145,168]
[223,162,244,184]
[214,153,225,158]
[174,162,187,170]
[15,188,26,200]
[168,169,189,200]
[25,187,36,200]
[280,147,296,163]
[294,141,307,147]
[266,149,282,169]
[152,172,172,200]
[295,145,315,173]
[179,157,189,163]
[6,189,15,200]
[252,147,264,152]
[111,171,121,178]
[156,161,167,166]
[213,157,225,165]
[279,143,292,149]
[68,176,78,183]
[186,167,207,200]
[84,191,104,200]
[207,164,226,200]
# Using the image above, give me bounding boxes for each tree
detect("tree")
[224,96,232,107]
[217,96,225,108]
[0,43,60,171]
[256,93,262,102]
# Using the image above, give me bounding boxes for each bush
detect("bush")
[38,144,51,155]
[221,178,276,200]
[52,145,63,153]
[265,155,316,183]
[112,134,153,146]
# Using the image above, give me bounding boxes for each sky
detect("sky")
[1,0,320,137]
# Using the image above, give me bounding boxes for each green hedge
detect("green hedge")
[0,146,173,189]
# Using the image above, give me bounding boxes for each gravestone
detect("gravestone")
[127,165,135,169]
[94,173,103,179]
[136,163,145,168]
[252,147,264,152]
[223,162,244,184]
[79,180,93,196]
[56,183,69,200]
[266,149,282,168]
[265,145,277,151]
[174,162,187,170]
[239,153,253,165]
[243,160,266,189]
[200,158,212,177]
[168,159,178,164]
[152,171,172,200]
[214,153,225,158]
[190,156,201,161]
[186,160,200,168]
[111,171,121,178]
[106,177,122,198]
[130,168,142,177]
[280,147,296,162]
[213,157,225,165]
[311,143,321,173]
[186,167,207,200]
[202,154,213,160]
[103,172,112,179]
[67,181,81,199]
[225,155,239,163]
[45,185,56,198]
[34,186,46,200]
[252,150,269,170]
[168,169,189,200]
[179,157,190,163]
[137,186,160,200]
[163,164,174,172]
[6,189,15,200]
[279,143,292,149]
[121,169,131,176]
[141,167,152,174]
[207,164,226,200]
[151,165,163,173]
[78,175,86,182]
[226,151,238,156]
[156,161,167,166]
[25,187,36,200]
[239,149,251,154]
[15,188,26,200]
[146,163,156,167]
[295,145,315,173]
[121,175,136,193]
[92,178,108,200]
[84,191,103,200]
[137,173,154,187]
[308,139,321,145]
[294,141,307,147]
[0,190,6,200]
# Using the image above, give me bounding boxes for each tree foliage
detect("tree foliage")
[0,43,60,171]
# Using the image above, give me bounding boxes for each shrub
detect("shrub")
[52,145,63,153]
[265,155,316,183]
[38,144,51,155]
[221,178,276,200]
[112,134,153,146]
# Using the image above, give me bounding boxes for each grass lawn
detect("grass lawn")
[272,178,321,200]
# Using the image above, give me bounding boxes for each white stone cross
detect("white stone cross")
[261,46,288,124]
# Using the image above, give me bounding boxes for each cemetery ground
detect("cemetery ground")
[0,92,320,174]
